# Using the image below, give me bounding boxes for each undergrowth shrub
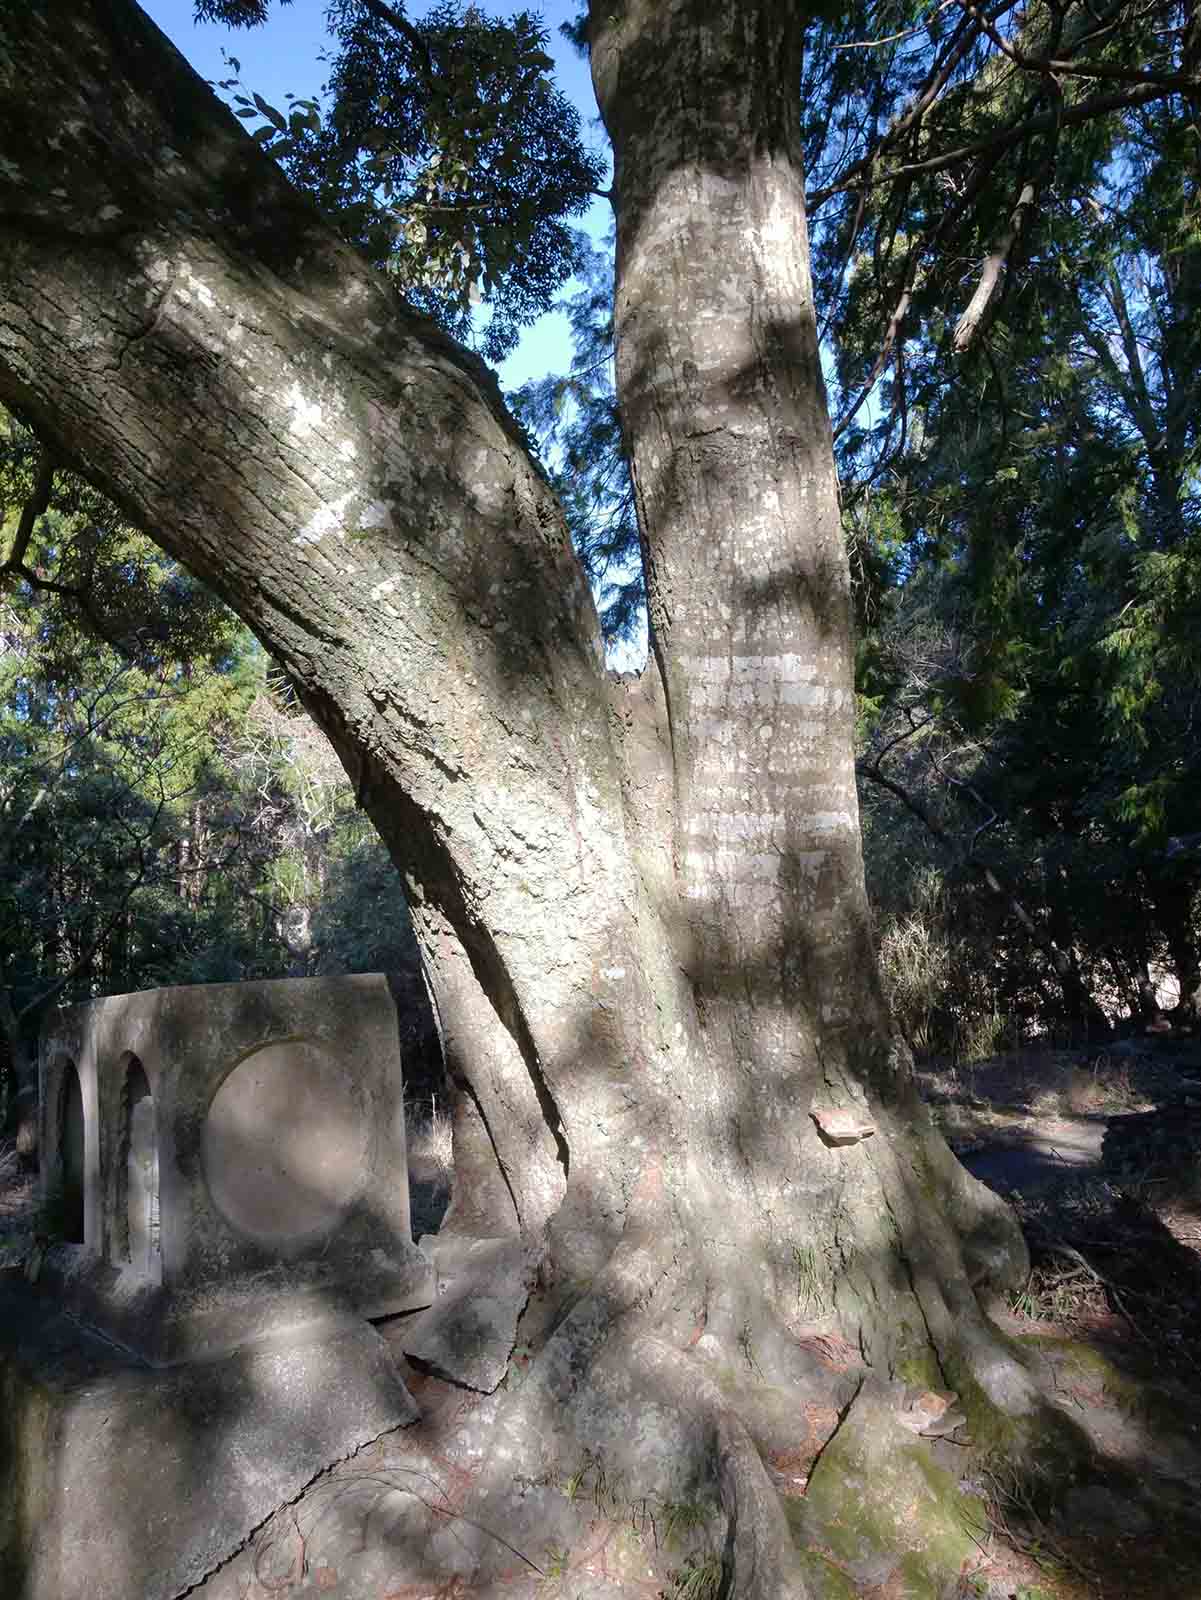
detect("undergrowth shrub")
[870,862,1013,1062]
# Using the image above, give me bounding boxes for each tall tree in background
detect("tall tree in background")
[841,8,1201,1038]
[207,0,605,360]
[0,0,1197,1589]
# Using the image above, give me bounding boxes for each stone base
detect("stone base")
[0,1273,420,1600]
[403,1233,535,1392]
[35,1239,434,1366]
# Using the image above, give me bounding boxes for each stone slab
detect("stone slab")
[403,1235,535,1392]
[38,974,433,1363]
[0,1274,419,1600]
[37,1236,434,1366]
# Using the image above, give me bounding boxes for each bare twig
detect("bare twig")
[1045,1242,1154,1343]
[809,80,1170,210]
[834,1,959,50]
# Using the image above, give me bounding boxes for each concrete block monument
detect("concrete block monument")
[37,973,434,1364]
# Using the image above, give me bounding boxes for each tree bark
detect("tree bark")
[0,980,37,1160]
[1150,872,1201,1026]
[0,1,1037,1589]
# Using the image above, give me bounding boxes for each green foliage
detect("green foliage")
[311,824,423,977]
[0,417,240,681]
[0,408,420,1126]
[833,0,1201,1040]
[206,0,604,362]
[509,234,644,649]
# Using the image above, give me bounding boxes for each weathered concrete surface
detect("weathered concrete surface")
[185,1368,700,1600]
[403,1235,537,1392]
[38,975,434,1362]
[0,1275,419,1600]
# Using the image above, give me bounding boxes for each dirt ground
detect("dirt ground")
[916,1036,1201,1149]
[916,1033,1201,1598]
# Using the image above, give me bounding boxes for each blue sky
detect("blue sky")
[139,0,613,390]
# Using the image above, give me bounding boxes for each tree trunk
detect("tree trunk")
[0,980,38,1162]
[1151,873,1201,1027]
[0,1,1039,1589]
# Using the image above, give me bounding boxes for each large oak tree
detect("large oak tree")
[0,0,1062,1591]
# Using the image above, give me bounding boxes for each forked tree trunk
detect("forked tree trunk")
[0,1,1036,1590]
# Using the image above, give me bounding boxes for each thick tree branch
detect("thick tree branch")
[356,0,437,85]
[952,179,1038,353]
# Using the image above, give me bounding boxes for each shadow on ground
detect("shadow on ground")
[920,1039,1201,1600]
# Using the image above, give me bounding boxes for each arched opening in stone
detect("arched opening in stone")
[58,1059,85,1244]
[115,1054,160,1278]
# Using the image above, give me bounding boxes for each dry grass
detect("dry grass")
[1062,1062,1127,1114]
[406,1097,455,1185]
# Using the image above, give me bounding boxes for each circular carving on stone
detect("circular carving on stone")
[202,1040,367,1245]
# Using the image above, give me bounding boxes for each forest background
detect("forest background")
[0,0,1197,1135]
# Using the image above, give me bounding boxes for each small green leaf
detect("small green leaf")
[252,93,287,132]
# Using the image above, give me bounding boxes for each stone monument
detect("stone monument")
[37,973,433,1364]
